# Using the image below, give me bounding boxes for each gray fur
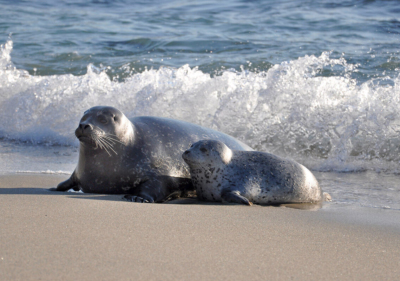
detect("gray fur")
[53,106,253,203]
[182,140,323,205]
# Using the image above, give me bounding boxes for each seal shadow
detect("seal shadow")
[0,187,324,210]
[67,195,323,210]
[164,198,323,210]
[0,187,73,195]
[165,199,323,210]
[278,202,323,211]
[68,194,224,205]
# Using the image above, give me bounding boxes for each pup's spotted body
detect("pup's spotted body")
[183,140,325,205]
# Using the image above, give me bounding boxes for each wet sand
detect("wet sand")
[1,174,399,280]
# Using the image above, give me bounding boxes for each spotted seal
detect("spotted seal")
[52,106,253,202]
[182,140,329,205]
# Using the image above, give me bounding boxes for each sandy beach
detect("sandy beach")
[1,173,399,281]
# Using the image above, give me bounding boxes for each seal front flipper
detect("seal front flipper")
[123,176,187,203]
[123,178,162,203]
[50,172,79,192]
[221,190,252,206]
[124,193,155,203]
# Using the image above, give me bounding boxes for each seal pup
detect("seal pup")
[53,106,253,203]
[182,140,328,205]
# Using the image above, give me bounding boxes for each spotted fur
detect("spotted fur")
[183,140,324,205]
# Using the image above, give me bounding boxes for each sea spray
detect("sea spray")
[1,40,400,173]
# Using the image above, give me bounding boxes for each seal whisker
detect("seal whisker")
[100,136,118,146]
[97,136,118,155]
[95,136,108,152]
[105,133,125,140]
[98,135,118,150]
[90,133,100,149]
[96,137,112,156]
[91,134,112,156]
[88,130,119,156]
[103,134,125,145]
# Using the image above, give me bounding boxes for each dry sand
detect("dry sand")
[1,173,399,280]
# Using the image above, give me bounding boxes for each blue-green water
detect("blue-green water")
[2,0,399,80]
[0,0,400,209]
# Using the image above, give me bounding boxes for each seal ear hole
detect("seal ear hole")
[113,116,118,122]
[200,147,208,153]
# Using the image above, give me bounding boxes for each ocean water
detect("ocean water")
[1,0,400,209]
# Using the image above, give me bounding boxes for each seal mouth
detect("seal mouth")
[75,129,94,143]
[77,135,93,142]
[76,127,124,156]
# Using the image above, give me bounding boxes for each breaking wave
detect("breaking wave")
[1,40,400,172]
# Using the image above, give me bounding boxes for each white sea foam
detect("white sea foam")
[16,170,71,175]
[1,40,400,173]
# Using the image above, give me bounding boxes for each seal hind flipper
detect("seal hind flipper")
[221,190,252,206]
[323,192,332,202]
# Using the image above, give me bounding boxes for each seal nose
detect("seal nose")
[79,123,93,131]
[183,150,190,155]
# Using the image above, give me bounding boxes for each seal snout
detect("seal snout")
[76,123,93,136]
[182,149,191,160]
[183,149,198,165]
[75,122,95,141]
[79,123,93,131]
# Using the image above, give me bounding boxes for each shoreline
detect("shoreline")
[1,173,400,280]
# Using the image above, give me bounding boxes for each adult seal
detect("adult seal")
[182,140,330,205]
[53,106,253,203]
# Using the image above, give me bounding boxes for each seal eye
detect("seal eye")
[113,116,118,122]
[200,147,208,153]
[99,118,107,124]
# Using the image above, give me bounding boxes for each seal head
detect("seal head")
[183,140,233,166]
[75,106,133,153]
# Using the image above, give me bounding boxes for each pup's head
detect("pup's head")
[182,140,233,168]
